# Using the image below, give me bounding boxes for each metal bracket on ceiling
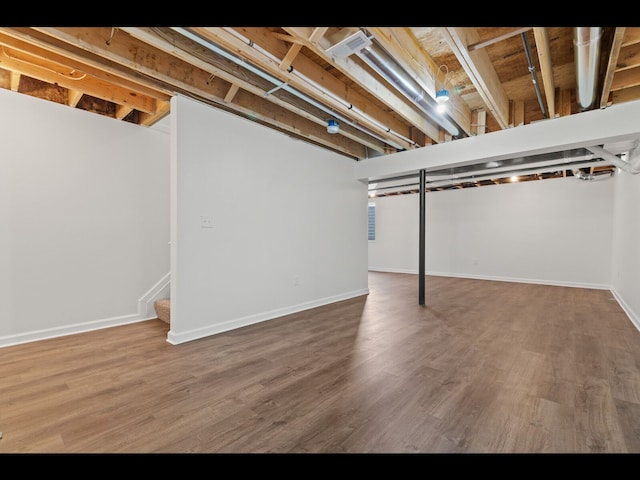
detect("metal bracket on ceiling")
[264,82,289,97]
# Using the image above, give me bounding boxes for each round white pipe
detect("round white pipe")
[587,144,640,174]
[370,159,610,193]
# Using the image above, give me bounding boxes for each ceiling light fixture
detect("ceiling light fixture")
[435,65,453,114]
[435,89,449,113]
[436,89,450,103]
[327,119,340,134]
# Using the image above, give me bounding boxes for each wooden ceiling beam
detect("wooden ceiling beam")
[440,27,510,130]
[9,70,19,91]
[115,104,134,120]
[276,27,329,72]
[601,27,626,108]
[616,40,640,71]
[224,83,240,103]
[467,27,532,51]
[67,89,83,107]
[279,42,302,72]
[612,83,640,103]
[611,66,640,91]
[621,27,640,46]
[0,44,158,114]
[533,28,555,118]
[0,28,172,103]
[138,99,171,127]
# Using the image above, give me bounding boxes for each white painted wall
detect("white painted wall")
[611,169,640,329]
[369,175,614,288]
[3,81,630,348]
[168,95,368,344]
[0,89,170,347]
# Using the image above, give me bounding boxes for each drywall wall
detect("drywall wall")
[0,89,170,347]
[368,175,614,289]
[611,169,640,329]
[168,95,368,344]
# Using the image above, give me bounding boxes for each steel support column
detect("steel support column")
[419,169,426,306]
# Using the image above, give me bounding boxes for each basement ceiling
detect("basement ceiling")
[1,26,639,187]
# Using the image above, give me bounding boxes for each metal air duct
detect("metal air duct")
[355,36,465,138]
[574,27,602,111]
[327,29,465,138]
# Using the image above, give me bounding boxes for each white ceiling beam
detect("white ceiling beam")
[356,99,640,181]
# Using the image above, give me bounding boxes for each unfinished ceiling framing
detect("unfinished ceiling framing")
[2,26,640,190]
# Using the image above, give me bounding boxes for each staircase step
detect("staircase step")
[154,298,170,324]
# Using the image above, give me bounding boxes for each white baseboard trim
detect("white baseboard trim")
[0,313,152,349]
[368,267,418,275]
[368,268,610,290]
[428,271,611,290]
[166,288,370,345]
[611,288,640,333]
[138,272,171,319]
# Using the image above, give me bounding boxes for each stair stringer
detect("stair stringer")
[138,272,171,320]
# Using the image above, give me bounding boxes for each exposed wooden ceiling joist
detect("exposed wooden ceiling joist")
[0,25,637,174]
[440,27,511,130]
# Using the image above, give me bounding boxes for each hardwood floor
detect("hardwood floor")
[1,272,640,453]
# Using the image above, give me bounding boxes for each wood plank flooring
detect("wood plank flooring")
[1,272,640,453]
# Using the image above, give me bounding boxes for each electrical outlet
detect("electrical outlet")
[294,275,300,286]
[200,215,214,228]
